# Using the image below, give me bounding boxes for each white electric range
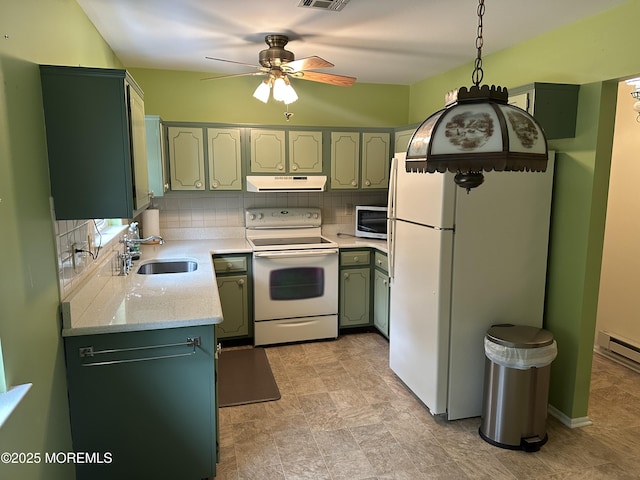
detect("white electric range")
[245,207,339,346]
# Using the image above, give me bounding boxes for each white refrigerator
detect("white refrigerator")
[387,152,555,420]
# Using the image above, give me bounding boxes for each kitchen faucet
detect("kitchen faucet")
[118,234,164,275]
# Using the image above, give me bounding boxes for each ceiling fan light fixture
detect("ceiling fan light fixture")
[253,80,271,103]
[272,77,287,102]
[405,0,548,192]
[282,84,298,105]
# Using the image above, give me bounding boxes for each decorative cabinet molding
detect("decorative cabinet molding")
[339,250,372,328]
[213,254,252,340]
[288,130,323,173]
[250,129,286,173]
[331,132,360,189]
[167,126,205,190]
[361,132,390,189]
[207,128,242,191]
[331,131,391,190]
[394,127,416,154]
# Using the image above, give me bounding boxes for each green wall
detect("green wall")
[0,1,121,479]
[408,0,639,419]
[129,68,410,127]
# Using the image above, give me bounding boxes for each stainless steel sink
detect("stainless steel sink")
[136,259,198,275]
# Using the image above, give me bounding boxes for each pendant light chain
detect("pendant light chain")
[472,0,485,87]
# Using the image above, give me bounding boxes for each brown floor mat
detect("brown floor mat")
[218,347,281,408]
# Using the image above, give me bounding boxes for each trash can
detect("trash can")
[479,324,557,452]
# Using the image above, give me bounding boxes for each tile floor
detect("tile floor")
[215,333,640,479]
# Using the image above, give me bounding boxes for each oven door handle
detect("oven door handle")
[253,249,339,259]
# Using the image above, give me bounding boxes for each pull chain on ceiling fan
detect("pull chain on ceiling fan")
[204,34,357,104]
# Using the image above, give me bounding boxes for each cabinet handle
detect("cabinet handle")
[164,183,170,192]
[354,256,359,262]
[383,280,388,286]
[195,181,203,189]
[215,343,222,360]
[344,272,349,279]
[351,180,357,186]
[365,180,371,186]
[227,263,233,270]
[237,279,244,286]
[377,260,382,265]
[212,181,219,188]
[79,337,201,367]
[277,164,284,171]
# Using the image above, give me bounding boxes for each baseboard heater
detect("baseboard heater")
[597,331,640,365]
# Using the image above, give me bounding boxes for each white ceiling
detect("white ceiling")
[77,0,629,85]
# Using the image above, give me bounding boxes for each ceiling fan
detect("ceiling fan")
[204,34,356,104]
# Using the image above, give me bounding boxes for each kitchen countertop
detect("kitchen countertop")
[324,233,388,254]
[61,238,251,337]
[61,233,387,337]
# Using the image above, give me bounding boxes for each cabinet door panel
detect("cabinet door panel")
[128,85,150,210]
[339,267,370,327]
[216,275,249,338]
[250,129,286,173]
[373,269,390,337]
[394,128,416,155]
[289,130,323,173]
[64,326,216,479]
[331,132,360,189]
[361,132,390,189]
[168,127,205,190]
[208,128,242,190]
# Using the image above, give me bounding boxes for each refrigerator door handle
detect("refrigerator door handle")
[388,156,398,219]
[388,218,396,280]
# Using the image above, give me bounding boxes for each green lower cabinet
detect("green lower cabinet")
[63,325,217,480]
[216,274,250,338]
[213,254,253,340]
[339,250,372,328]
[373,268,390,338]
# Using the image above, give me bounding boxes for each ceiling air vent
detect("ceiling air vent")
[298,0,350,11]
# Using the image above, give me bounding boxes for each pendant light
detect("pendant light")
[405,0,549,191]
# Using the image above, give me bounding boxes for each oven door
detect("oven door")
[253,248,339,321]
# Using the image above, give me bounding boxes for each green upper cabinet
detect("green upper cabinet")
[394,128,416,154]
[250,129,286,173]
[330,132,360,189]
[249,128,323,174]
[145,115,168,198]
[40,65,150,220]
[361,132,390,189]
[508,82,579,140]
[167,126,206,190]
[331,131,391,190]
[288,130,323,173]
[207,128,242,191]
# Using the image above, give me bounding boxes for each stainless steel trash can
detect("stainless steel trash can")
[479,324,557,452]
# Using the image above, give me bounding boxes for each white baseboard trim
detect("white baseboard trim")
[548,404,592,428]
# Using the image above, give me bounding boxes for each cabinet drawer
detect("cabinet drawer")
[340,250,370,266]
[374,252,388,273]
[213,256,247,274]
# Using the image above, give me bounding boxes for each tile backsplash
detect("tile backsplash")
[54,190,388,299]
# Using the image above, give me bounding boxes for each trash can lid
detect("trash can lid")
[486,324,554,348]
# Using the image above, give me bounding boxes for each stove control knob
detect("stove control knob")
[249,214,256,221]
[257,213,264,220]
[313,213,319,219]
[305,213,312,218]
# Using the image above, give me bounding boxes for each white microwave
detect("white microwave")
[355,205,388,240]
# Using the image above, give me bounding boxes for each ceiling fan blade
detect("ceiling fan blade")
[205,56,263,69]
[294,70,356,87]
[284,56,334,72]
[201,72,267,81]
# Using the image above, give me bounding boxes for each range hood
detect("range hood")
[246,175,327,192]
